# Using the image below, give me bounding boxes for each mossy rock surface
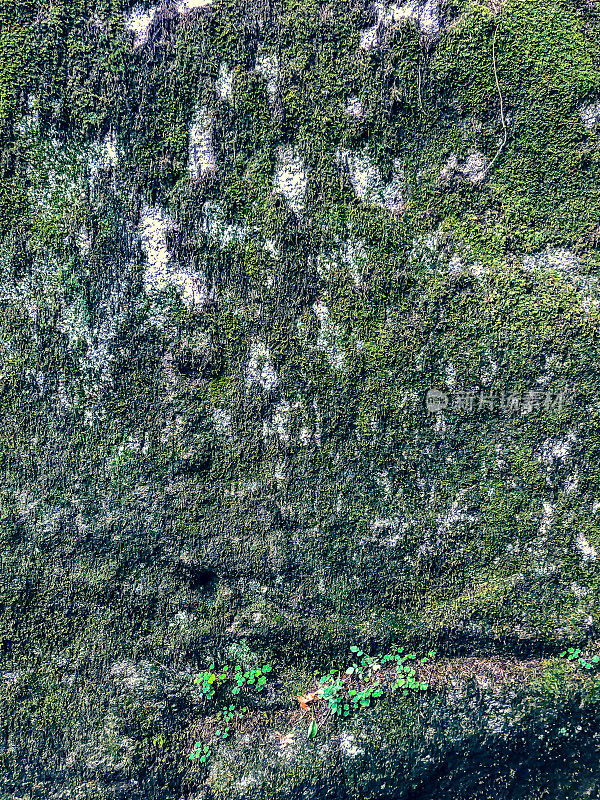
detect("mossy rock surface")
[1,0,600,797]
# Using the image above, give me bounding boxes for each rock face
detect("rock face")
[2,1,600,798]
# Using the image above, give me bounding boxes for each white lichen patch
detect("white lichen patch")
[139,202,177,286]
[314,250,336,279]
[159,414,185,445]
[124,4,158,47]
[371,516,399,530]
[533,254,596,308]
[410,231,444,269]
[525,526,556,576]
[448,254,464,276]
[274,145,308,215]
[76,227,92,256]
[539,437,570,468]
[246,340,278,390]
[255,44,279,105]
[564,469,578,496]
[100,128,118,169]
[57,290,120,384]
[299,426,311,445]
[312,301,346,371]
[522,249,599,311]
[578,102,600,131]
[188,105,216,179]
[342,238,369,288]
[201,201,248,247]
[216,61,233,102]
[383,0,442,35]
[213,408,232,433]
[236,775,260,792]
[336,148,404,213]
[313,397,322,446]
[439,150,489,185]
[168,610,196,630]
[15,93,39,136]
[538,502,553,536]
[433,410,446,434]
[366,518,410,548]
[25,369,44,392]
[314,236,368,287]
[264,239,280,260]
[110,660,158,694]
[359,0,442,50]
[413,0,442,34]
[263,400,299,443]
[435,488,472,536]
[418,488,476,556]
[460,151,488,182]
[57,376,71,410]
[375,470,393,500]
[139,201,207,308]
[415,235,488,281]
[575,532,598,562]
[339,732,364,758]
[89,128,120,193]
[176,0,212,12]
[274,461,286,487]
[117,434,149,458]
[469,262,487,279]
[571,583,592,599]
[522,247,579,274]
[345,96,364,118]
[359,14,380,51]
[480,356,498,385]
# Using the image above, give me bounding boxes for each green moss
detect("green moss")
[1,0,600,796]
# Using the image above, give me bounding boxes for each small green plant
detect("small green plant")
[232,664,272,694]
[346,646,382,680]
[348,682,383,708]
[189,662,274,762]
[216,703,249,725]
[194,664,229,700]
[295,644,435,741]
[318,669,347,716]
[385,646,433,694]
[309,644,434,726]
[194,663,273,700]
[559,648,600,670]
[189,743,211,762]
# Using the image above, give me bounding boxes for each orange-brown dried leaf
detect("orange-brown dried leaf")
[297,690,320,709]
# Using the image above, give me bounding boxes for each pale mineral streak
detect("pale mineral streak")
[575,531,598,562]
[578,102,600,131]
[216,61,233,102]
[439,151,489,185]
[124,4,158,47]
[246,340,278,390]
[274,145,308,215]
[255,45,279,105]
[359,0,442,51]
[312,300,346,371]
[336,148,404,214]
[176,0,212,11]
[188,106,216,179]
[139,201,208,308]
